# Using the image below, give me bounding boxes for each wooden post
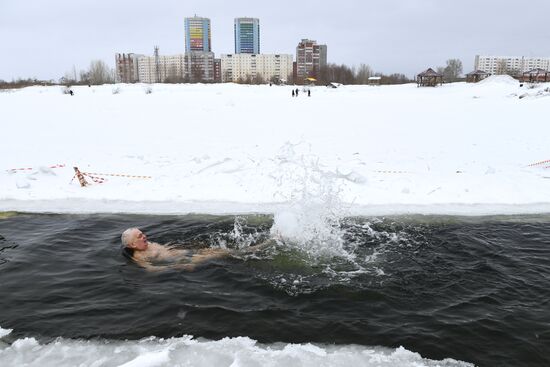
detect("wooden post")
[73,167,89,187]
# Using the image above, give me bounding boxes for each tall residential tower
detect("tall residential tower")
[185,16,211,52]
[234,17,260,54]
[295,39,327,81]
[184,16,214,81]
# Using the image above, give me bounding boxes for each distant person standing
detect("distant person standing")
[308,89,311,97]
[292,89,295,97]
[295,88,299,96]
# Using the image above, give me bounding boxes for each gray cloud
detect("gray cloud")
[1,0,549,80]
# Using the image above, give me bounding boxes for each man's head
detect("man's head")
[121,228,149,251]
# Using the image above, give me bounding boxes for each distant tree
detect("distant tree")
[60,69,77,86]
[438,59,463,81]
[190,65,204,83]
[164,65,184,83]
[269,75,280,84]
[375,73,412,85]
[88,60,113,85]
[355,64,373,84]
[495,60,519,76]
[79,70,90,85]
[319,63,355,84]
[251,74,265,84]
[1,78,54,89]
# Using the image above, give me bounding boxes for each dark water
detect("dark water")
[0,212,549,367]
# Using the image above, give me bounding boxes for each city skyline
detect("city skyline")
[2,0,550,81]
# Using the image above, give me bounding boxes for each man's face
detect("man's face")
[130,229,148,251]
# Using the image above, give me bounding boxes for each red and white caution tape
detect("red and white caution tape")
[6,164,65,173]
[527,159,550,167]
[82,173,107,184]
[373,170,409,174]
[82,172,152,179]
[70,167,151,186]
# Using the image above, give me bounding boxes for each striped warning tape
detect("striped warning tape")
[82,172,152,179]
[527,159,550,167]
[70,167,151,186]
[373,170,409,174]
[6,164,65,173]
[82,173,106,184]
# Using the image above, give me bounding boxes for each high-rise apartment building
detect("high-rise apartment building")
[234,17,260,54]
[295,39,327,81]
[115,53,143,83]
[184,16,214,82]
[137,54,186,83]
[220,53,292,83]
[185,16,211,52]
[184,52,215,82]
[214,58,222,83]
[474,55,550,75]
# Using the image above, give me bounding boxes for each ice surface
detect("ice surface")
[0,327,12,338]
[1,82,549,216]
[0,330,474,367]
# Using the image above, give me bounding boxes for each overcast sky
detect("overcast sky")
[1,0,549,81]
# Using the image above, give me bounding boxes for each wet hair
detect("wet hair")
[121,228,139,247]
[121,228,139,259]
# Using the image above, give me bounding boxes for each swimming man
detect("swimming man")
[121,227,268,271]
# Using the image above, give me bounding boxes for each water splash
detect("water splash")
[269,142,352,261]
[209,216,270,251]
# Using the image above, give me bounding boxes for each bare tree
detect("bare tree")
[438,59,463,81]
[379,73,411,84]
[355,63,373,84]
[164,65,184,83]
[88,60,113,85]
[251,74,265,84]
[495,60,519,76]
[60,69,77,86]
[318,63,355,84]
[79,70,90,85]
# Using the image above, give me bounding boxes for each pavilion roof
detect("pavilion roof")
[523,68,549,75]
[466,70,489,76]
[417,68,442,77]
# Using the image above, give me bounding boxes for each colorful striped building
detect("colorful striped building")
[185,16,211,52]
[234,17,260,54]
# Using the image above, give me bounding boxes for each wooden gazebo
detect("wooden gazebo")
[466,70,490,83]
[417,68,443,87]
[522,68,550,83]
[367,76,381,86]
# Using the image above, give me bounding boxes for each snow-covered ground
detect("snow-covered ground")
[1,76,549,216]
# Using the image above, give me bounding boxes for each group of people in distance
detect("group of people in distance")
[291,88,311,97]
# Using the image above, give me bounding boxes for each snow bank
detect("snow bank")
[477,74,519,86]
[0,330,473,367]
[1,82,549,216]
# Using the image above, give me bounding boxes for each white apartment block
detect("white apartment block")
[220,54,293,83]
[137,54,186,83]
[474,55,550,75]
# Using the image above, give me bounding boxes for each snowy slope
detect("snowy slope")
[1,79,549,215]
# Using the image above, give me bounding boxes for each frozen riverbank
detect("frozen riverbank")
[2,78,549,215]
